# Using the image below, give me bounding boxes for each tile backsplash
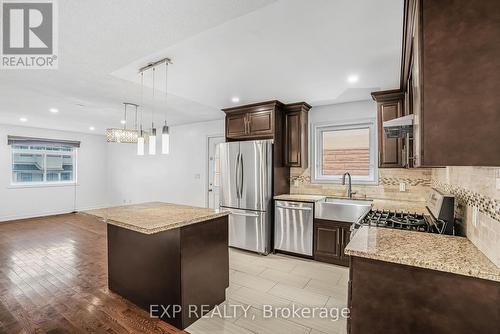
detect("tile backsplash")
[432,167,500,267]
[291,166,500,267]
[290,167,432,212]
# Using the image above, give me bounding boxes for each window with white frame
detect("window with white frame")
[311,120,377,184]
[10,141,77,185]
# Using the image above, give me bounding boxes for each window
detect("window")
[311,120,377,184]
[11,144,77,185]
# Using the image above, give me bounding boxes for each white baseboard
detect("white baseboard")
[0,203,109,222]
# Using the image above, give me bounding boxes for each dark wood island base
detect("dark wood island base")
[107,215,229,330]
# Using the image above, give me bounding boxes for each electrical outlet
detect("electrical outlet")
[472,206,479,227]
[399,182,406,192]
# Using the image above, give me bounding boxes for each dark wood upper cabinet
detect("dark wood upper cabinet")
[283,102,311,168]
[226,113,247,138]
[382,0,500,167]
[372,90,404,168]
[223,101,282,140]
[313,219,350,267]
[247,110,274,136]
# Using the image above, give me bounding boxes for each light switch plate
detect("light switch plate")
[399,182,406,192]
[496,177,500,190]
[472,206,479,227]
[194,173,201,179]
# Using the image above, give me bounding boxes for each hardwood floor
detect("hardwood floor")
[0,213,185,334]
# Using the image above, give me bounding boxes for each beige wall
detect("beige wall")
[432,167,500,267]
[290,167,433,213]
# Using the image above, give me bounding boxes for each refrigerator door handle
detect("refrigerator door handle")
[239,153,244,199]
[235,152,241,199]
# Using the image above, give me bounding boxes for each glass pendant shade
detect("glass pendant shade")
[149,128,156,155]
[137,135,145,156]
[161,124,170,154]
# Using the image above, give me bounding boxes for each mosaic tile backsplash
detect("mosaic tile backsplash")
[432,167,500,267]
[290,167,433,212]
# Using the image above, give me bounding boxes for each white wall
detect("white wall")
[0,101,374,221]
[106,119,224,208]
[0,125,108,221]
[309,99,376,124]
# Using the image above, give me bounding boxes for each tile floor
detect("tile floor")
[187,248,349,334]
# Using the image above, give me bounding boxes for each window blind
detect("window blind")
[7,136,81,148]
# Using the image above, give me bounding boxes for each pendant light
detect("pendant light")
[105,103,139,143]
[137,73,145,156]
[149,67,157,155]
[162,61,170,154]
[137,57,172,156]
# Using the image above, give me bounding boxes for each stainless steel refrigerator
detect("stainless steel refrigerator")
[217,140,273,254]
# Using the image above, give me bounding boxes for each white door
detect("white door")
[208,136,225,209]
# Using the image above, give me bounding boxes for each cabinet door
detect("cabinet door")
[247,110,274,137]
[285,111,302,167]
[314,220,342,264]
[378,101,403,167]
[314,220,351,266]
[226,113,247,138]
[340,226,351,263]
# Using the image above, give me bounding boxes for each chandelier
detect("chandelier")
[105,103,139,143]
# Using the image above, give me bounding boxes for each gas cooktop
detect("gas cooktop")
[360,210,430,232]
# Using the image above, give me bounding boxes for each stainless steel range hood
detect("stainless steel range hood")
[383,114,414,138]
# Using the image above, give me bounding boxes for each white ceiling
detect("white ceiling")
[0,0,403,134]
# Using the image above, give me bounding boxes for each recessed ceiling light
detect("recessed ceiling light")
[347,75,359,83]
[19,117,27,122]
[49,108,59,113]
[231,97,240,103]
[120,119,126,125]
[89,126,95,131]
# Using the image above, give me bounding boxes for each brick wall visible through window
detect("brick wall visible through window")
[322,148,370,176]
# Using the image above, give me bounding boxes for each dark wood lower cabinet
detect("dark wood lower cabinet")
[313,219,351,267]
[348,256,500,334]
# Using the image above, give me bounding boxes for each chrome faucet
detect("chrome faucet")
[342,172,357,199]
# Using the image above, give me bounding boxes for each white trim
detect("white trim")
[7,182,79,189]
[0,204,109,223]
[205,134,225,208]
[310,118,378,185]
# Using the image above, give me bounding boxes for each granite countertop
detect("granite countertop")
[83,202,228,235]
[274,194,326,203]
[345,226,500,282]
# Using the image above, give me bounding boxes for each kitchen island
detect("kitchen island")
[85,202,229,329]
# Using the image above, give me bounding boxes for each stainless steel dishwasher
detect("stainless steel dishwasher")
[274,200,314,256]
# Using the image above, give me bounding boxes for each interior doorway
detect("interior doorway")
[207,136,225,209]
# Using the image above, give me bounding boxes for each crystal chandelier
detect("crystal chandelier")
[106,103,139,143]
